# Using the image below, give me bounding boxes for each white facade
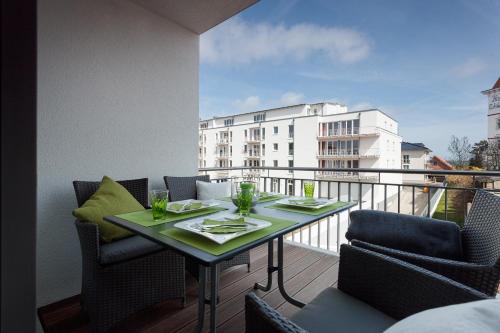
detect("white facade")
[199,103,402,209]
[401,143,431,183]
[482,78,500,148]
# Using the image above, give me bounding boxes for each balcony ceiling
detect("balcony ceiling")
[130,0,258,34]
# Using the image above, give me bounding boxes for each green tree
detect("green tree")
[469,140,488,168]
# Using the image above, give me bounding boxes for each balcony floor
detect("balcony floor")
[38,242,339,333]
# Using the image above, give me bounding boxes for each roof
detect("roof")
[481,77,500,94]
[430,156,453,170]
[401,142,431,152]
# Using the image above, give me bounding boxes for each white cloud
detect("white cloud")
[280,92,304,105]
[233,96,261,112]
[451,58,486,78]
[201,17,371,65]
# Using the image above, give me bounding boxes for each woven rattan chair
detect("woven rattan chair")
[347,190,500,297]
[164,175,250,273]
[73,178,185,332]
[245,244,490,333]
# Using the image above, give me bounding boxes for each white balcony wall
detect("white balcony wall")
[37,0,198,307]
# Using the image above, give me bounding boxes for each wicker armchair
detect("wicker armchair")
[347,190,500,297]
[164,175,250,273]
[245,244,490,333]
[73,178,185,332]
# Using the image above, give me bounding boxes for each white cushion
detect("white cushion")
[196,180,231,200]
[384,299,500,333]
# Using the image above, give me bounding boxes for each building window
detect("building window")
[244,145,247,153]
[288,142,294,155]
[200,122,208,129]
[262,160,265,167]
[262,144,265,156]
[288,160,294,173]
[403,155,410,164]
[262,128,266,140]
[273,143,278,151]
[273,160,278,167]
[230,131,233,142]
[224,118,234,126]
[244,129,247,138]
[254,113,266,122]
[497,118,500,129]
[403,165,409,170]
[230,160,232,167]
[273,126,278,134]
[230,146,232,156]
[288,125,294,138]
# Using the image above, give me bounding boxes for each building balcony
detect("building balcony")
[216,138,230,145]
[245,151,261,158]
[317,127,382,140]
[245,136,261,143]
[216,154,230,159]
[317,151,360,159]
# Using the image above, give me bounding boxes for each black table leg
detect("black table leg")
[277,236,305,308]
[196,265,206,333]
[254,240,276,291]
[209,265,218,333]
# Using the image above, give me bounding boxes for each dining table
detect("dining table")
[105,197,356,333]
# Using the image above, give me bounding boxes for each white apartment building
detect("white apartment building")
[401,142,432,184]
[482,77,500,148]
[199,102,402,209]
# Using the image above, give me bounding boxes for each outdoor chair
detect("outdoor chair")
[245,244,490,333]
[346,190,500,296]
[73,178,185,332]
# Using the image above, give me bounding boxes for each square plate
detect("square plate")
[174,212,272,244]
[166,199,219,214]
[275,196,334,209]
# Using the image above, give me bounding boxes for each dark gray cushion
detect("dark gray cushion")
[347,210,463,260]
[99,235,163,265]
[290,288,396,333]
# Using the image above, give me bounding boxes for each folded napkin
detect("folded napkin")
[202,216,248,234]
[169,201,203,212]
[288,199,321,206]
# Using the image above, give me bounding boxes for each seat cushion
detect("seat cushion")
[384,299,500,333]
[290,288,396,333]
[73,176,145,242]
[100,235,163,265]
[196,180,231,200]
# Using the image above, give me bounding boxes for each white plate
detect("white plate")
[174,212,272,244]
[166,199,219,214]
[275,196,334,209]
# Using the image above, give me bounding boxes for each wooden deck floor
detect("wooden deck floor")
[38,242,339,333]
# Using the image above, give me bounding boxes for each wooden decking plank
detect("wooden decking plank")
[176,249,325,333]
[148,245,311,333]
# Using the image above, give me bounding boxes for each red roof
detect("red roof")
[493,77,500,90]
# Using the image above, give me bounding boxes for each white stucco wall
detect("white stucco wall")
[37,0,198,307]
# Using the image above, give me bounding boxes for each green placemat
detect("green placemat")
[266,201,351,216]
[159,214,297,255]
[115,207,227,227]
[219,194,284,203]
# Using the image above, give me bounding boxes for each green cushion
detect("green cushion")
[73,176,145,242]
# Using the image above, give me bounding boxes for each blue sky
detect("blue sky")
[200,0,500,157]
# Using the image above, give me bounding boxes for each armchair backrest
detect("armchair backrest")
[462,190,500,266]
[72,177,149,208]
[163,175,210,201]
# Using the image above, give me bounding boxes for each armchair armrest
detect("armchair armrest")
[347,210,463,260]
[245,293,307,333]
[75,220,100,260]
[338,244,490,320]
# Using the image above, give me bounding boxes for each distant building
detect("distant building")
[199,102,402,209]
[428,155,453,171]
[401,142,432,183]
[482,77,500,148]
